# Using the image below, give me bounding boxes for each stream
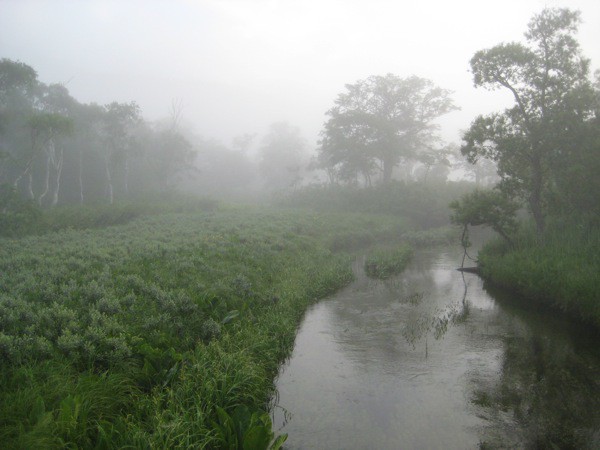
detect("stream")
[272,243,600,449]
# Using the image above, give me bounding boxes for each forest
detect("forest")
[1,6,599,449]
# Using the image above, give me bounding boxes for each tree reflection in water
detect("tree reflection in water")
[273,247,600,449]
[472,286,600,449]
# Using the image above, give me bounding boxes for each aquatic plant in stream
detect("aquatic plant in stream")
[402,301,470,353]
[365,245,413,279]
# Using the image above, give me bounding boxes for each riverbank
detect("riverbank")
[273,240,600,449]
[0,208,416,448]
[478,224,600,328]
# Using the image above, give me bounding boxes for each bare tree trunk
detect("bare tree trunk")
[422,164,431,184]
[51,146,64,207]
[123,157,129,197]
[39,154,51,206]
[382,157,393,185]
[27,172,34,200]
[13,156,35,191]
[78,148,84,205]
[39,140,55,206]
[105,155,114,205]
[530,154,545,235]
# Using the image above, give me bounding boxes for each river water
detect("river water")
[272,244,600,449]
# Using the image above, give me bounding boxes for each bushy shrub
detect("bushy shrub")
[0,184,42,237]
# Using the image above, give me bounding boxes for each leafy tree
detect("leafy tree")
[0,183,41,236]
[193,138,258,199]
[461,8,595,233]
[318,74,457,185]
[0,59,39,185]
[31,113,74,206]
[258,122,308,191]
[13,113,73,203]
[145,128,196,192]
[100,102,141,204]
[450,189,519,245]
[0,58,38,116]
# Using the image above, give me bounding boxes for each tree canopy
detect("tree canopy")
[0,58,197,207]
[258,122,308,191]
[461,8,598,233]
[317,74,457,185]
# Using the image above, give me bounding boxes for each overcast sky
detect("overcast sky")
[1,0,599,149]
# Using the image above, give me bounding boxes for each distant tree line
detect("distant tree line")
[5,6,596,231]
[0,59,197,207]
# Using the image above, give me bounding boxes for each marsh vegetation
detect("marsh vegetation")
[1,4,599,449]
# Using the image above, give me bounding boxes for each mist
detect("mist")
[1,2,600,449]
[2,0,599,148]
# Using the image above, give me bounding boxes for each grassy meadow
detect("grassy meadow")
[0,207,417,448]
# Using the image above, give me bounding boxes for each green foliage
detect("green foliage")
[365,245,413,279]
[449,189,519,243]
[400,225,460,247]
[0,183,42,236]
[317,74,457,184]
[479,221,600,328]
[278,181,475,229]
[258,122,308,191]
[1,58,202,207]
[42,195,218,232]
[213,405,287,450]
[462,8,597,233]
[27,112,74,138]
[0,207,407,447]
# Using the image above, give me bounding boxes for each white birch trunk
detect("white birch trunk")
[78,148,84,205]
[123,157,129,197]
[38,139,55,206]
[105,154,114,205]
[51,146,64,207]
[27,172,34,200]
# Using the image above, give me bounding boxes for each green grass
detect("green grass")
[0,207,410,448]
[365,245,413,279]
[479,221,600,328]
[275,181,475,229]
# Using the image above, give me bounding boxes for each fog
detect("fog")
[2,0,599,148]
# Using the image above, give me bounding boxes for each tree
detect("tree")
[145,128,196,192]
[318,74,457,185]
[258,122,308,191]
[13,113,73,203]
[100,102,141,204]
[450,189,519,245]
[461,8,595,233]
[0,59,39,186]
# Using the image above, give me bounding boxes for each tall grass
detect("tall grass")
[365,245,413,279]
[276,181,475,229]
[479,220,600,328]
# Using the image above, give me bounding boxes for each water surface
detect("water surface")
[273,245,600,449]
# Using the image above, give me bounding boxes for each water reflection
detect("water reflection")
[273,246,600,449]
[471,286,600,449]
